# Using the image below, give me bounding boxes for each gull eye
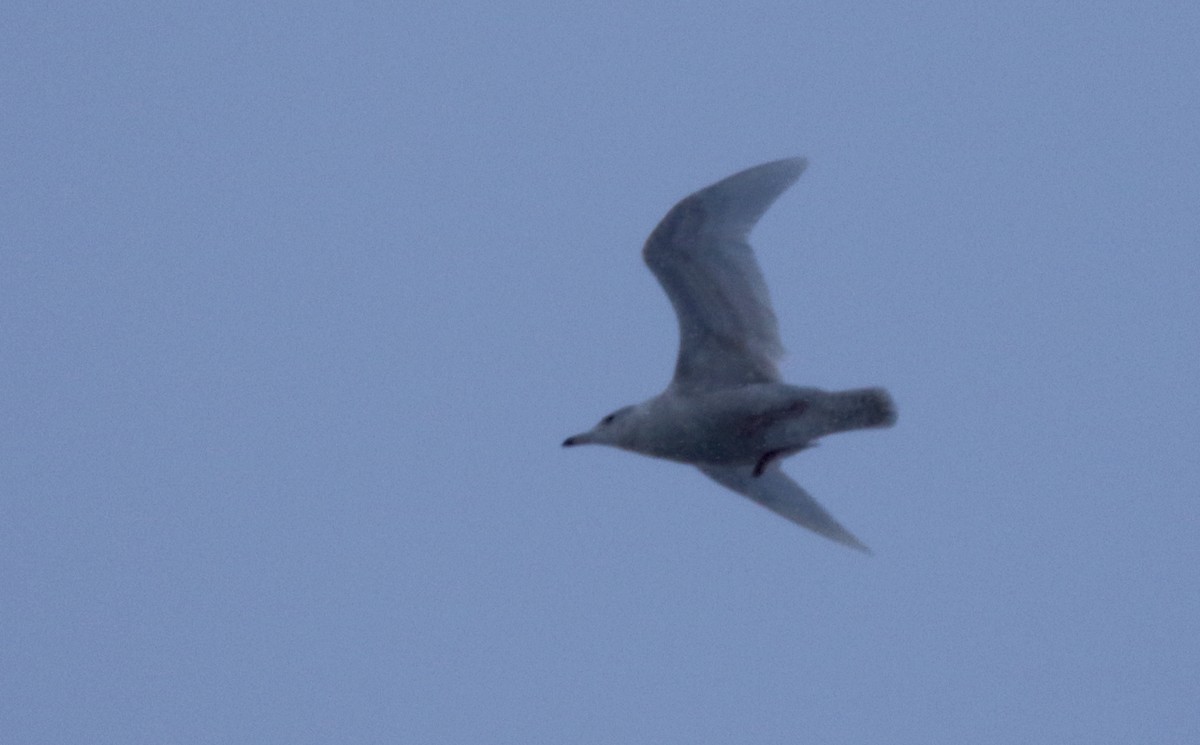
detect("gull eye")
[601,413,617,426]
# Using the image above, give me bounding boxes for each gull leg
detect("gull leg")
[753,450,785,477]
[752,442,813,477]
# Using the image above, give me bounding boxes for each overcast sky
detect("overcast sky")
[3,2,1198,743]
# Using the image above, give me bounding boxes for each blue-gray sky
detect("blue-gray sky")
[3,2,1198,743]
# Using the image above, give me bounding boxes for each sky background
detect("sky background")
[3,2,1198,743]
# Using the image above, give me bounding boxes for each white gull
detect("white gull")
[563,158,894,552]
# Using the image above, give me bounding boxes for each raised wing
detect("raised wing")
[697,463,870,553]
[643,158,807,392]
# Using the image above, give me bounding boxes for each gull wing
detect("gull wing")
[643,158,807,392]
[697,463,870,553]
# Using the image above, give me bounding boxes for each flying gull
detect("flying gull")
[563,158,894,552]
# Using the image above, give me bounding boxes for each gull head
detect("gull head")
[562,405,638,448]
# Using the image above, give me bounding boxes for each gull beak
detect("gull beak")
[562,431,594,447]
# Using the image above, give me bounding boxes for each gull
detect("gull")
[562,158,895,552]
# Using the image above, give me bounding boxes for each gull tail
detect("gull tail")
[824,387,896,434]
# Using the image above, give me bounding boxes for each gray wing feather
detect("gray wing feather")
[643,158,806,391]
[697,463,871,553]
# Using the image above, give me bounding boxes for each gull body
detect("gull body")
[563,158,894,552]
